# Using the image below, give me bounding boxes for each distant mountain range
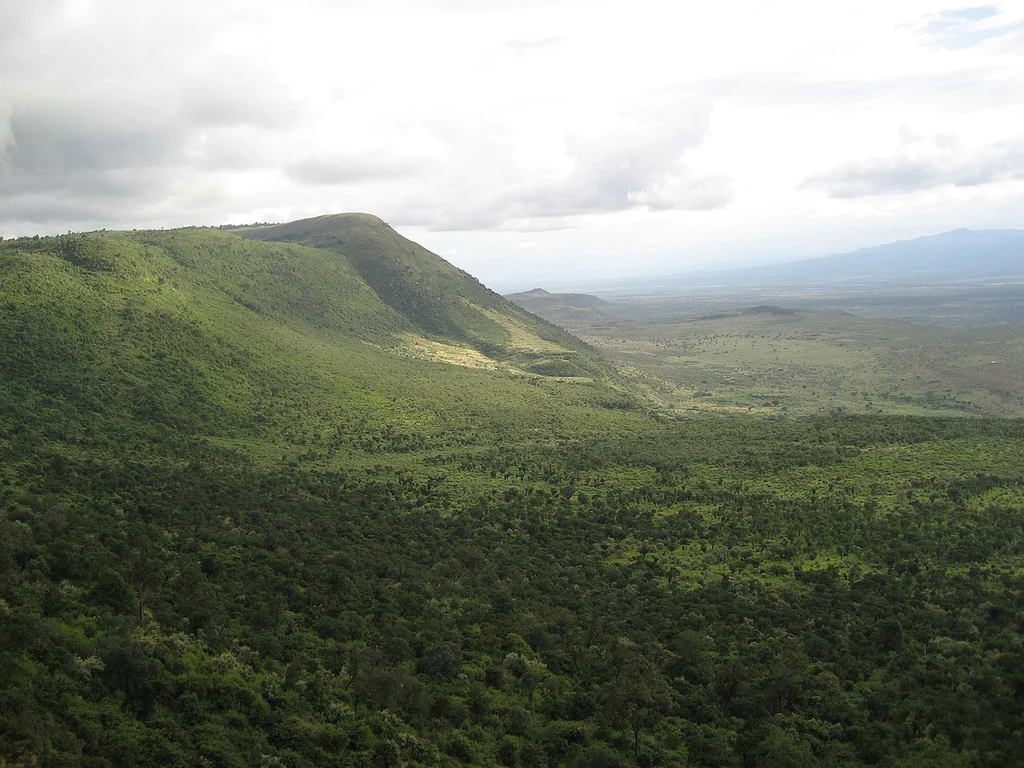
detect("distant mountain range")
[570,229,1024,294]
[706,228,1024,288]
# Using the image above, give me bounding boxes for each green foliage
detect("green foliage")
[2,224,1024,766]
[559,304,1024,418]
[239,213,606,376]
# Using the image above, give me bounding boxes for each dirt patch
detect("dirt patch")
[477,306,564,353]
[401,335,499,370]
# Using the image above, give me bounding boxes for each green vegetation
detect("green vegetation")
[565,307,1024,418]
[238,214,603,378]
[506,288,618,327]
[2,224,1023,766]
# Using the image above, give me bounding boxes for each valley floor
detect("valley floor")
[2,411,1023,767]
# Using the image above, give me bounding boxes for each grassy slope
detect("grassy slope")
[0,229,649,476]
[237,214,606,377]
[506,288,619,327]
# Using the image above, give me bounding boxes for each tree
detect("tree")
[128,538,164,627]
[605,654,673,759]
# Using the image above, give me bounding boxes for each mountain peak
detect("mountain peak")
[299,211,390,227]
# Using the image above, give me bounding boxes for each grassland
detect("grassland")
[566,307,1024,418]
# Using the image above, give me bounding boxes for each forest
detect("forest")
[1,221,1023,766]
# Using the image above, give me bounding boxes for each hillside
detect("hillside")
[237,214,603,377]
[2,221,1024,767]
[0,225,641,459]
[505,288,619,327]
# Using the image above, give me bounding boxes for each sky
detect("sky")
[1,0,1023,290]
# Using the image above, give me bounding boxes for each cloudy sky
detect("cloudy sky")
[2,0,1023,289]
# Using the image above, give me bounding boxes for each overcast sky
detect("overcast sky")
[2,0,1023,289]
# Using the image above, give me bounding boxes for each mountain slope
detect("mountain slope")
[238,213,604,376]
[0,227,646,465]
[505,288,619,327]
[1,228,413,440]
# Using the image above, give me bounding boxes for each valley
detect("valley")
[1,219,1023,767]
[509,241,1024,419]
[527,306,1024,418]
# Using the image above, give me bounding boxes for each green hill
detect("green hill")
[237,214,604,377]
[505,288,619,328]
[0,226,642,464]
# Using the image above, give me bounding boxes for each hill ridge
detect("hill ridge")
[238,213,606,377]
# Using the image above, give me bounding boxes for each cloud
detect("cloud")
[803,131,1024,198]
[503,37,563,52]
[511,96,728,215]
[0,84,306,227]
[0,0,61,47]
[915,5,1024,49]
[7,101,183,176]
[0,0,314,229]
[709,68,1022,109]
[180,81,302,131]
[0,103,13,171]
[285,156,416,186]
[388,91,732,232]
[0,96,190,224]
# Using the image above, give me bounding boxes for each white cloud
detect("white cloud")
[285,157,418,186]
[913,5,1024,49]
[370,90,732,232]
[504,37,563,52]
[803,131,1024,197]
